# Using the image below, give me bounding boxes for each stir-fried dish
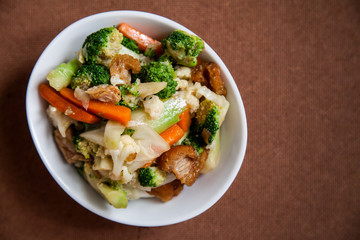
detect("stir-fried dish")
[39,23,229,208]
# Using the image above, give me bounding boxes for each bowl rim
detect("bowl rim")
[26,10,248,226]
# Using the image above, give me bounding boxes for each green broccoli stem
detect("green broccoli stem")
[131,97,187,133]
[46,58,80,91]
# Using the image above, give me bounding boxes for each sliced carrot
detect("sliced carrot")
[160,124,185,146]
[178,109,191,132]
[39,83,100,124]
[59,88,131,125]
[142,158,156,168]
[118,23,163,56]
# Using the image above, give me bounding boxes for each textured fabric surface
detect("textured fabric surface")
[0,0,359,239]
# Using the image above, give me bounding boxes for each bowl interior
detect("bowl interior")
[26,11,247,226]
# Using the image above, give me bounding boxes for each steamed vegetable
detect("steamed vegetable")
[71,63,110,90]
[138,167,166,187]
[118,23,162,56]
[118,83,140,110]
[131,97,187,133]
[60,87,131,125]
[160,123,185,146]
[46,58,80,91]
[39,83,100,124]
[133,60,176,99]
[97,182,128,208]
[177,108,191,132]
[193,99,221,145]
[161,30,204,67]
[82,27,123,66]
[121,36,140,54]
[201,131,220,173]
[73,132,102,159]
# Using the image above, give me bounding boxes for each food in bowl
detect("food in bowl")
[39,22,229,209]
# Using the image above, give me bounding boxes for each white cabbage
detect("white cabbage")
[137,82,167,99]
[126,123,170,172]
[46,105,76,137]
[118,45,140,60]
[107,135,140,179]
[80,127,105,147]
[74,87,90,110]
[104,120,125,149]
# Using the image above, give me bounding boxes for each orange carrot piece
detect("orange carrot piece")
[118,23,163,56]
[178,109,191,132]
[60,88,131,125]
[142,158,156,168]
[39,83,100,124]
[160,124,185,146]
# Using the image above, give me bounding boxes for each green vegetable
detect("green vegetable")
[144,46,156,59]
[138,167,166,187]
[70,63,110,90]
[194,99,220,145]
[121,36,140,54]
[97,182,128,208]
[161,30,204,67]
[73,132,101,159]
[131,96,187,133]
[118,83,140,110]
[82,163,128,208]
[182,130,204,155]
[46,58,80,91]
[182,99,221,149]
[134,61,177,99]
[82,27,123,65]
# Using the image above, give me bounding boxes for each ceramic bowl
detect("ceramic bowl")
[26,11,247,226]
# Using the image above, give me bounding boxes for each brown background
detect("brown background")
[0,0,359,239]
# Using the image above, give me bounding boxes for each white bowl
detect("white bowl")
[26,11,247,226]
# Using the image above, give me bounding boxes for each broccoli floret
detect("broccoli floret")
[195,99,221,145]
[121,36,140,54]
[182,131,204,155]
[134,61,177,99]
[138,167,166,187]
[144,46,156,59]
[194,99,221,145]
[73,132,101,159]
[70,63,110,90]
[161,30,204,67]
[82,27,123,65]
[183,99,220,148]
[118,83,140,110]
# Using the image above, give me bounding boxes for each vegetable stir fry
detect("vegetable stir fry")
[40,23,229,208]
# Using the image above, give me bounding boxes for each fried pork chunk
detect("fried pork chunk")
[157,145,208,186]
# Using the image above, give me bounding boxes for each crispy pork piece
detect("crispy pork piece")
[190,63,210,88]
[110,54,141,85]
[205,63,227,96]
[157,145,207,186]
[190,61,227,96]
[86,84,121,103]
[149,179,184,202]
